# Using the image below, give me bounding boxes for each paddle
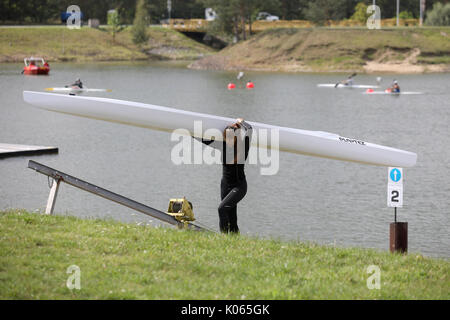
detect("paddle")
[335,73,357,88]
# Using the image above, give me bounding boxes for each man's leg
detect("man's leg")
[218,181,247,233]
[228,205,239,233]
[219,181,231,233]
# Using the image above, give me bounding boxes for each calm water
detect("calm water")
[0,62,449,258]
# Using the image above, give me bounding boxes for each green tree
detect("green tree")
[277,0,309,20]
[107,9,123,43]
[425,2,450,26]
[172,0,204,19]
[200,0,281,41]
[132,0,149,45]
[398,10,414,19]
[304,0,347,25]
[350,2,369,23]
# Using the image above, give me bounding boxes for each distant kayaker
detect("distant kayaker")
[343,75,354,86]
[237,71,245,88]
[69,78,83,89]
[390,80,400,93]
[194,118,252,234]
[335,73,356,87]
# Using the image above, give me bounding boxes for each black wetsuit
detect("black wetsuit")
[197,121,252,233]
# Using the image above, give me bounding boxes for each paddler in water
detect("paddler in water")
[389,80,400,93]
[335,73,356,87]
[237,71,245,88]
[344,75,354,86]
[68,78,83,89]
[195,118,252,233]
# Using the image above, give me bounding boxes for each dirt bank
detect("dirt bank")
[190,27,450,73]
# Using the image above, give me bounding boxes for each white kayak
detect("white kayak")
[23,91,417,167]
[45,87,112,94]
[363,90,424,95]
[317,84,379,89]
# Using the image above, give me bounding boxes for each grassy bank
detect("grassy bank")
[0,210,448,299]
[190,27,450,73]
[0,26,214,63]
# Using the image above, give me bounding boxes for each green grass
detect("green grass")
[0,26,214,63]
[191,27,450,72]
[417,55,450,64]
[0,210,448,299]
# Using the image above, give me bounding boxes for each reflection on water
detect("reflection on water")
[0,62,449,258]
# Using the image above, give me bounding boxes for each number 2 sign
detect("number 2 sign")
[387,185,403,207]
[388,167,403,208]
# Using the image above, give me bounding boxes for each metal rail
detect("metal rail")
[28,160,206,231]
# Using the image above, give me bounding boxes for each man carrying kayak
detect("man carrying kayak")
[194,118,252,234]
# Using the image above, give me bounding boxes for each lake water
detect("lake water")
[0,62,449,258]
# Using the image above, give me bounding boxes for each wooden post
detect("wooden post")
[45,179,60,215]
[390,222,408,253]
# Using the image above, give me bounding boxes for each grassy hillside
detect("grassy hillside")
[0,26,214,63]
[190,27,450,73]
[0,210,448,299]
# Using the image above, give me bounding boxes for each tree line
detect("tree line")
[1,0,447,25]
[0,0,203,24]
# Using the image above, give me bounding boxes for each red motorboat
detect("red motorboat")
[23,57,50,75]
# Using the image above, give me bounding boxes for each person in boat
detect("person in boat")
[195,118,252,234]
[237,71,245,88]
[343,75,354,86]
[390,80,400,93]
[69,78,83,89]
[335,73,356,87]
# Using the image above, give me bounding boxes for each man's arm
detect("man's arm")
[236,119,253,161]
[192,136,223,150]
[237,119,253,141]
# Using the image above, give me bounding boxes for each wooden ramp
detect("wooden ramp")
[0,143,58,158]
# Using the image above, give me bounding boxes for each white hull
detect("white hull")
[317,84,379,89]
[45,87,112,94]
[363,91,423,95]
[23,91,417,167]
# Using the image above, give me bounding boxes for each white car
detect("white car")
[256,12,279,21]
[205,8,217,21]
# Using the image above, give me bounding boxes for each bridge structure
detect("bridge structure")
[161,18,420,33]
[161,19,313,33]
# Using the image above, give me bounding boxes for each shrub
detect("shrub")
[132,0,149,45]
[351,2,369,23]
[425,2,450,26]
